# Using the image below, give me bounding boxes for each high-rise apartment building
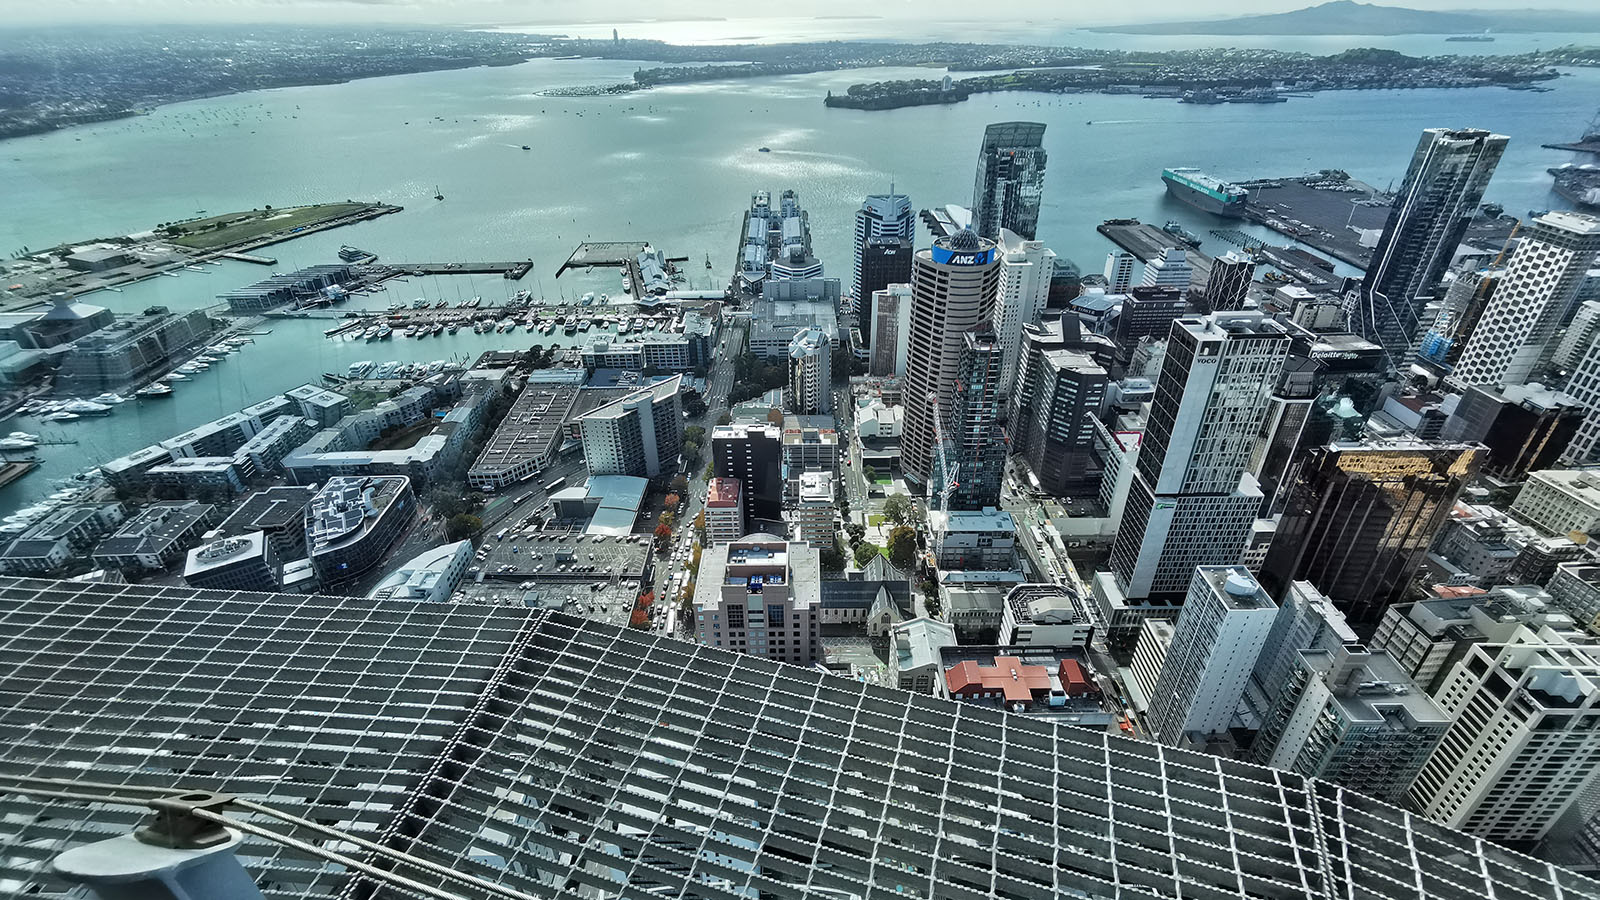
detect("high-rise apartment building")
[1561,324,1600,465]
[1450,211,1600,389]
[577,375,684,478]
[692,536,822,665]
[1252,644,1449,806]
[1259,438,1483,624]
[1556,299,1600,370]
[1104,250,1137,293]
[1140,247,1192,292]
[970,121,1047,240]
[1145,566,1278,746]
[991,229,1056,395]
[868,284,912,377]
[902,229,1002,483]
[1012,347,1108,497]
[711,423,783,520]
[1419,264,1502,369]
[787,326,832,415]
[704,477,745,544]
[1356,127,1507,368]
[1202,250,1256,312]
[936,329,1006,511]
[1411,627,1600,845]
[1108,313,1289,601]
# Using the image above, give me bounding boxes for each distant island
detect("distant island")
[1092,0,1600,35]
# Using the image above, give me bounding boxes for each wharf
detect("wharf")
[372,261,532,280]
[1096,219,1213,294]
[558,241,650,298]
[0,461,37,488]
[222,252,278,265]
[1543,139,1600,157]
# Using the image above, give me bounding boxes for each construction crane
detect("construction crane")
[927,391,958,514]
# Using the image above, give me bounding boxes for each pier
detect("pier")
[222,252,278,265]
[372,261,533,280]
[1097,219,1214,293]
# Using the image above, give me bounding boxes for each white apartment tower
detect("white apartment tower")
[869,284,913,377]
[902,229,1002,483]
[1450,211,1600,389]
[1146,566,1278,747]
[788,326,832,416]
[991,229,1056,395]
[1141,247,1192,292]
[1105,250,1137,293]
[1410,627,1600,844]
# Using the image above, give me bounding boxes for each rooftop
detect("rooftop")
[217,486,318,536]
[306,476,407,554]
[469,383,578,477]
[1297,646,1450,727]
[0,578,1593,900]
[182,531,267,577]
[706,477,742,508]
[93,502,212,559]
[367,540,471,601]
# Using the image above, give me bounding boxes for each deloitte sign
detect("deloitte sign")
[930,245,996,266]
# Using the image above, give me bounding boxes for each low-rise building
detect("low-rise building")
[55,306,213,390]
[146,455,249,497]
[929,507,1017,571]
[305,476,414,587]
[781,415,839,500]
[692,536,821,665]
[183,532,289,593]
[1546,562,1600,635]
[92,501,217,574]
[367,540,473,603]
[1000,583,1095,647]
[944,586,1006,643]
[939,645,1112,724]
[283,380,491,489]
[284,383,352,428]
[238,416,318,480]
[547,475,648,536]
[468,383,577,492]
[889,617,957,694]
[0,503,125,575]
[214,486,317,561]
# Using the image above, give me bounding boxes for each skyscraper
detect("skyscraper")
[1259,438,1484,624]
[970,121,1047,241]
[1251,644,1449,806]
[1410,627,1600,845]
[868,284,912,377]
[1145,566,1278,747]
[902,229,1002,483]
[1246,580,1358,719]
[787,325,832,415]
[1450,211,1600,389]
[1108,313,1290,601]
[991,228,1056,395]
[1012,347,1109,497]
[1104,249,1137,293]
[711,423,783,520]
[852,192,915,311]
[577,376,684,478]
[1356,127,1508,368]
[936,328,1006,511]
[1202,250,1256,312]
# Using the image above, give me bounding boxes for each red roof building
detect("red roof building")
[944,656,1053,703]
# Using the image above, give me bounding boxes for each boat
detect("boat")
[163,373,189,383]
[338,245,376,263]
[525,321,539,333]
[348,360,375,378]
[579,320,591,332]
[434,185,445,201]
[1161,168,1249,218]
[377,323,393,339]
[176,363,201,374]
[412,298,429,309]
[512,289,532,303]
[521,144,531,150]
[447,323,459,334]
[1446,33,1495,42]
[61,400,113,416]
[1162,221,1204,249]
[0,436,38,450]
[92,392,128,405]
[758,147,771,153]
[135,383,174,398]
[541,321,556,335]
[9,432,39,442]
[403,325,417,338]
[363,326,381,341]
[39,412,80,422]
[563,316,578,335]
[705,253,712,269]
[431,322,444,336]
[436,300,449,309]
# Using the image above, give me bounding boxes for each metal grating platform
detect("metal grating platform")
[0,576,1597,900]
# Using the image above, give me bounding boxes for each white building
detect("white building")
[1145,566,1278,747]
[787,326,832,416]
[1104,250,1136,293]
[1246,581,1358,719]
[578,375,684,478]
[1410,625,1600,844]
[693,536,822,665]
[929,507,1017,571]
[991,229,1056,395]
[1510,469,1600,538]
[367,540,473,603]
[1000,584,1094,647]
[868,284,912,378]
[787,470,835,548]
[1140,247,1192,291]
[1129,619,1175,713]
[855,399,902,439]
[704,477,745,545]
[1557,299,1600,371]
[889,616,957,695]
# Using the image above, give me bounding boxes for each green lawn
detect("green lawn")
[867,515,885,527]
[872,475,893,485]
[168,203,373,250]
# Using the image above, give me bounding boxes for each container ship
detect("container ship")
[1161,168,1249,218]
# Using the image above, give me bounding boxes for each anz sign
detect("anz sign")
[931,246,996,266]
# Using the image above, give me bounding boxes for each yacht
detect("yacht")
[541,320,556,335]
[91,392,127,405]
[412,298,429,309]
[363,326,381,341]
[431,322,444,336]
[377,323,393,340]
[39,412,80,423]
[163,373,189,383]
[447,322,459,334]
[61,400,113,416]
[176,363,201,374]
[135,383,174,398]
[347,361,375,378]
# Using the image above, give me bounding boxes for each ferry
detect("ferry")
[1161,168,1249,217]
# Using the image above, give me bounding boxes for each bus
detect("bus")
[543,476,566,494]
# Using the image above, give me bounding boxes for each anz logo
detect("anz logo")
[949,254,980,265]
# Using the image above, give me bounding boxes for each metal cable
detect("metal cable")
[0,780,538,900]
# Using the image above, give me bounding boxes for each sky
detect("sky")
[2,0,1597,28]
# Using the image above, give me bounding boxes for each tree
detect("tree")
[445,514,483,541]
[629,608,650,629]
[853,542,882,568]
[922,580,942,617]
[862,465,877,483]
[682,440,701,465]
[683,391,708,418]
[653,521,673,550]
[669,474,689,496]
[818,543,846,574]
[883,495,914,527]
[687,543,703,580]
[887,526,918,570]
[766,407,785,427]
[664,493,681,511]
[659,509,676,530]
[683,425,706,445]
[717,412,732,426]
[845,522,866,545]
[703,461,716,482]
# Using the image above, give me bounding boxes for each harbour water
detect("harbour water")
[3,43,1599,513]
